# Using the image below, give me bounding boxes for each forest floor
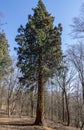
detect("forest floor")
[0,116,83,130]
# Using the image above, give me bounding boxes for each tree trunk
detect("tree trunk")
[62,90,64,122]
[7,98,10,117]
[30,90,34,117]
[51,90,54,121]
[82,82,84,104]
[65,92,70,126]
[34,63,44,125]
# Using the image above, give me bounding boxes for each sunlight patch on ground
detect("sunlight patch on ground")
[43,126,53,130]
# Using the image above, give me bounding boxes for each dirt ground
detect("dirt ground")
[0,117,83,130]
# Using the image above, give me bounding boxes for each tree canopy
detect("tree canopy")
[0,32,11,79]
[15,0,62,85]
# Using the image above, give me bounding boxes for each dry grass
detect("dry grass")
[0,117,83,130]
[0,117,50,130]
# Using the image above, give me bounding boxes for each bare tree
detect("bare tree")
[71,3,84,39]
[68,42,84,104]
[52,58,75,126]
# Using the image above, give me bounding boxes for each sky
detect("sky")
[0,0,84,56]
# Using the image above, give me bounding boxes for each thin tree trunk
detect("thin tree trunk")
[82,82,84,104]
[7,98,10,117]
[65,92,70,126]
[51,90,54,121]
[7,89,10,117]
[31,90,34,117]
[62,90,64,122]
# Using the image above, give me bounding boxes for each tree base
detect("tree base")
[34,119,47,126]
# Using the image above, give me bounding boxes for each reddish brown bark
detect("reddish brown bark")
[34,68,44,125]
[34,54,45,125]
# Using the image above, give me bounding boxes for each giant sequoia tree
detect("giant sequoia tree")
[15,0,62,125]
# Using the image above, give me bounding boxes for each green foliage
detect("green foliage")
[15,0,62,85]
[0,32,11,79]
